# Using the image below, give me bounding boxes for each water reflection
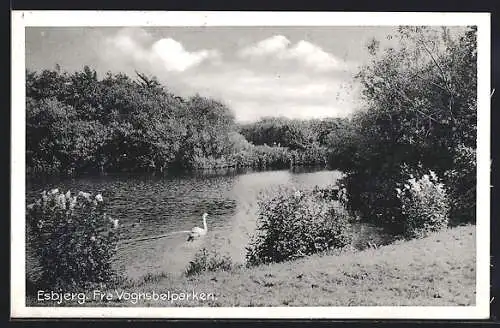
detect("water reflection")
[26,168,386,281]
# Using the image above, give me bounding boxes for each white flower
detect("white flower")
[430,170,437,181]
[78,191,91,199]
[69,197,77,210]
[57,194,66,209]
[50,188,59,195]
[90,236,96,242]
[65,190,71,200]
[294,190,302,198]
[395,188,401,194]
[95,194,103,202]
[107,215,119,228]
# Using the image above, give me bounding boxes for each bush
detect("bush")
[290,145,328,166]
[252,145,291,168]
[229,131,253,152]
[185,248,233,276]
[26,189,119,289]
[228,145,290,169]
[327,27,476,232]
[312,184,349,205]
[340,170,404,228]
[444,144,476,225]
[246,188,352,266]
[396,170,449,239]
[190,155,230,170]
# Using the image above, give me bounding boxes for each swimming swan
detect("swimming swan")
[104,213,119,229]
[187,213,208,241]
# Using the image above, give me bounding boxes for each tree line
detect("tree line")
[26,68,345,175]
[26,26,477,227]
[25,25,478,291]
[331,26,477,227]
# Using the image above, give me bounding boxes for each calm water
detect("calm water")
[26,167,390,281]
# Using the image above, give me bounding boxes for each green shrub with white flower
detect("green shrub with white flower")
[26,188,120,289]
[395,170,450,239]
[246,187,353,266]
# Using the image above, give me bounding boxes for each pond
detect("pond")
[26,167,392,281]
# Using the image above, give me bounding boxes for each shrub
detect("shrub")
[252,145,291,168]
[229,131,253,152]
[185,141,329,170]
[246,188,352,266]
[444,144,476,225]
[26,189,119,289]
[312,184,349,205]
[290,145,328,166]
[340,170,404,228]
[185,248,233,276]
[328,27,477,232]
[338,162,433,231]
[191,155,229,170]
[395,170,450,239]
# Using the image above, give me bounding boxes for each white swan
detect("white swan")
[104,213,119,229]
[187,213,208,241]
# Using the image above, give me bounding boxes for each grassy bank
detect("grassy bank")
[29,225,475,307]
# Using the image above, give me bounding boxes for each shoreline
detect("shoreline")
[26,224,475,307]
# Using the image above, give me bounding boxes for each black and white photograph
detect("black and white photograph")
[11,11,490,318]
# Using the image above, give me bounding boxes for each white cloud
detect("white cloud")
[151,38,219,72]
[286,41,346,71]
[227,100,351,122]
[238,35,351,72]
[181,69,357,122]
[99,29,359,122]
[106,28,219,72]
[111,34,149,61]
[238,35,291,57]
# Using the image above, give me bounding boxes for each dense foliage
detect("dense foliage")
[331,26,477,228]
[185,248,233,276]
[246,188,352,266]
[239,116,348,150]
[444,144,476,225]
[27,68,342,175]
[26,68,236,174]
[239,117,347,167]
[26,189,119,289]
[25,26,477,286]
[396,169,450,238]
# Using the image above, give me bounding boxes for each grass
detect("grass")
[27,225,475,307]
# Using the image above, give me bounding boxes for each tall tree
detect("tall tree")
[339,26,477,226]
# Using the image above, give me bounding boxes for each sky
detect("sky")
[26,26,401,122]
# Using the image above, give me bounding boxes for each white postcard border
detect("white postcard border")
[11,10,491,319]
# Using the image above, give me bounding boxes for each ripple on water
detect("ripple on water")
[25,169,385,281]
